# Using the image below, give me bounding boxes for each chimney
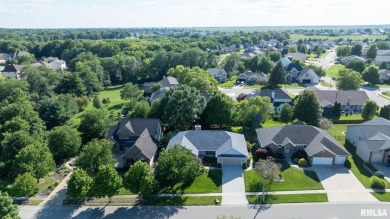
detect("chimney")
[347,96,351,105]
[271,91,275,101]
[195,124,201,131]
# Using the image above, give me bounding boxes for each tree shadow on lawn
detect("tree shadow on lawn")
[103,85,124,91]
[208,169,222,187]
[303,170,322,183]
[107,104,123,111]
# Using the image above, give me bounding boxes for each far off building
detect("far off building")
[206,68,227,83]
[346,118,390,165]
[1,64,23,80]
[236,71,267,84]
[167,126,248,166]
[245,89,292,114]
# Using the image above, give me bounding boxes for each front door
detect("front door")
[284,146,290,154]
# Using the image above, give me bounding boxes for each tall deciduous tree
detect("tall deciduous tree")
[233,96,274,127]
[128,101,150,118]
[155,145,202,187]
[279,103,293,124]
[379,105,390,120]
[268,51,282,62]
[159,85,206,129]
[66,169,93,199]
[74,139,115,176]
[90,165,122,201]
[13,143,55,180]
[120,82,143,100]
[336,69,363,90]
[259,57,274,74]
[293,90,322,126]
[345,60,366,73]
[351,44,363,56]
[268,62,285,87]
[0,192,20,219]
[123,161,156,195]
[78,109,109,144]
[8,173,38,197]
[202,92,233,127]
[362,100,379,120]
[366,44,378,60]
[336,46,351,57]
[362,66,380,85]
[48,125,82,161]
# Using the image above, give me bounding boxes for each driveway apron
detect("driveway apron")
[221,166,248,205]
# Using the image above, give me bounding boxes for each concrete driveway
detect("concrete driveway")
[221,166,248,205]
[313,165,378,202]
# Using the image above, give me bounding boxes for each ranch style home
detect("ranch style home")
[256,125,351,165]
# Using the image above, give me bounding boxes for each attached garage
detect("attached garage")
[312,157,333,165]
[221,158,242,166]
[302,79,311,84]
[334,156,347,164]
[371,152,384,163]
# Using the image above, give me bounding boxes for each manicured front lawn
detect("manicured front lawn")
[371,192,390,202]
[326,64,346,78]
[160,169,222,194]
[244,161,323,192]
[118,187,134,195]
[261,120,286,128]
[140,196,221,206]
[26,199,44,205]
[327,124,349,144]
[38,175,55,192]
[247,193,328,204]
[219,76,237,88]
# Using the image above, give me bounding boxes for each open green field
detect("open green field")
[326,64,346,78]
[244,161,323,192]
[140,196,221,206]
[247,193,328,204]
[290,34,387,41]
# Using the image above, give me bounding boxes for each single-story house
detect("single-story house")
[107,118,162,168]
[0,53,11,64]
[237,71,267,84]
[256,125,351,165]
[340,55,367,65]
[285,63,303,82]
[375,56,390,67]
[286,53,307,62]
[167,129,248,166]
[246,89,292,114]
[207,68,227,83]
[1,64,23,79]
[313,90,369,115]
[379,69,390,83]
[297,67,320,84]
[346,117,390,165]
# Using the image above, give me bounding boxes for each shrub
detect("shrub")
[217,163,222,168]
[371,176,386,189]
[202,156,217,167]
[344,159,351,169]
[242,163,247,169]
[375,171,385,179]
[255,147,273,160]
[298,158,308,166]
[274,152,285,160]
[364,162,378,172]
[292,150,307,159]
[247,158,251,167]
[292,157,299,164]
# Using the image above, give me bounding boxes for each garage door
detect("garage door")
[312,157,333,165]
[222,158,242,166]
[302,79,311,84]
[334,157,346,164]
[371,153,383,163]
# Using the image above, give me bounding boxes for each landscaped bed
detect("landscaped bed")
[244,161,323,192]
[247,193,328,204]
[140,196,222,206]
[371,192,390,202]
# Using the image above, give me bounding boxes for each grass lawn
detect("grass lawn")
[327,124,349,144]
[289,34,387,41]
[247,193,328,204]
[261,120,286,128]
[288,93,296,98]
[219,76,237,88]
[140,196,221,206]
[320,80,333,88]
[382,91,390,98]
[26,199,44,205]
[326,64,346,78]
[118,187,134,195]
[227,126,244,134]
[160,169,222,194]
[244,161,323,192]
[371,192,390,202]
[38,175,55,193]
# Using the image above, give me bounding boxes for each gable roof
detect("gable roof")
[379,69,390,78]
[340,55,367,64]
[167,130,248,157]
[160,76,179,87]
[375,56,390,62]
[207,68,227,76]
[122,129,158,161]
[256,125,350,157]
[286,53,306,61]
[285,63,303,72]
[1,64,23,72]
[297,67,319,79]
[149,87,169,102]
[314,90,369,107]
[246,89,291,101]
[0,53,11,60]
[238,71,266,79]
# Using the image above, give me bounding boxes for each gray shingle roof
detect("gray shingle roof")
[286,53,306,61]
[375,56,390,62]
[207,68,227,77]
[167,130,248,157]
[160,76,179,87]
[285,63,303,72]
[340,55,366,64]
[314,90,369,107]
[123,129,158,161]
[246,89,291,101]
[256,125,350,157]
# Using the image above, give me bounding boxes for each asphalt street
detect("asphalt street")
[20,203,390,219]
[316,50,337,70]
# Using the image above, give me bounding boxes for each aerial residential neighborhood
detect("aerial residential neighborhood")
[1,1,390,219]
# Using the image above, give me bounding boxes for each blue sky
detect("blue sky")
[0,0,388,28]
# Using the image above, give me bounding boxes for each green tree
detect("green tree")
[258,56,274,74]
[151,82,163,92]
[129,101,150,118]
[78,109,109,144]
[222,53,242,75]
[74,139,115,176]
[376,41,390,50]
[336,46,351,57]
[120,82,143,100]
[279,103,293,124]
[1,116,30,134]
[8,173,38,197]
[345,60,366,73]
[38,95,79,129]
[288,46,298,53]
[379,105,390,120]
[336,69,363,90]
[75,62,103,95]
[307,65,326,77]
[23,66,60,98]
[0,192,20,219]
[366,44,378,60]
[233,96,274,126]
[48,125,81,162]
[362,100,379,120]
[351,44,363,56]
[268,62,285,87]
[269,51,282,62]
[293,90,322,125]
[56,73,86,97]
[159,85,206,129]
[202,92,233,127]
[90,165,122,202]
[13,143,55,180]
[16,54,35,65]
[66,169,93,199]
[155,145,202,187]
[123,161,156,195]
[92,95,102,109]
[76,96,90,110]
[362,66,380,85]
[333,102,341,117]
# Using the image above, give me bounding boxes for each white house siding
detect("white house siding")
[299,70,319,84]
[371,151,384,163]
[2,72,18,79]
[356,143,371,162]
[346,126,364,146]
